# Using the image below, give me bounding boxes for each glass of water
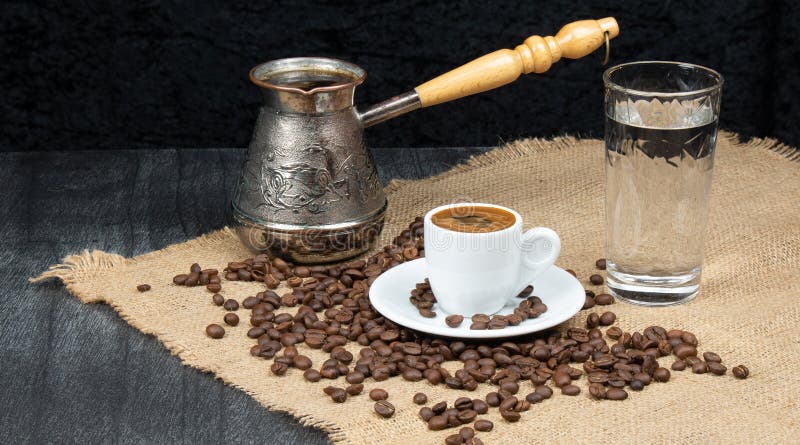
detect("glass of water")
[603,61,723,306]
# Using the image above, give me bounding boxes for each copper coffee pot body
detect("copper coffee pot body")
[232,18,619,263]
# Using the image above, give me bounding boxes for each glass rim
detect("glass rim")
[603,61,723,98]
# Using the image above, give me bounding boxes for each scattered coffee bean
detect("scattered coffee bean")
[428,415,448,431]
[671,359,687,371]
[369,388,388,401]
[212,293,224,306]
[459,427,475,441]
[595,258,607,270]
[223,299,239,311]
[206,283,221,293]
[136,284,151,292]
[732,365,750,379]
[500,409,521,422]
[708,362,727,376]
[561,384,580,396]
[589,274,604,285]
[445,314,464,328]
[303,369,321,382]
[605,388,628,400]
[691,361,709,374]
[205,324,224,339]
[223,313,239,326]
[703,351,722,363]
[270,362,288,376]
[413,393,428,405]
[470,322,488,330]
[419,308,436,318]
[419,407,435,422]
[445,434,462,445]
[346,384,363,396]
[629,380,645,391]
[653,367,671,382]
[329,387,347,403]
[599,311,616,326]
[374,400,395,418]
[173,274,188,285]
[586,313,600,329]
[595,293,614,305]
[474,419,493,432]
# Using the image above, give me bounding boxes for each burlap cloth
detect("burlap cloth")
[34,132,800,444]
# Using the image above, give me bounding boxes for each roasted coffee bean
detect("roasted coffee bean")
[419,407,435,422]
[346,372,365,385]
[561,384,580,396]
[500,380,519,394]
[488,316,508,330]
[589,274,604,285]
[691,361,708,374]
[605,388,628,400]
[419,308,436,318]
[673,343,697,359]
[653,367,671,382]
[525,392,543,404]
[329,388,347,403]
[445,434,462,445]
[454,397,473,410]
[671,359,687,371]
[606,326,623,339]
[247,326,265,339]
[500,409,521,422]
[211,293,225,306]
[402,368,423,382]
[629,380,645,391]
[589,382,606,399]
[583,295,596,309]
[205,324,225,339]
[474,419,493,432]
[471,314,490,323]
[136,284,151,292]
[413,392,428,405]
[708,362,727,375]
[206,283,222,293]
[369,388,388,401]
[472,399,488,414]
[732,365,749,379]
[499,396,517,411]
[470,322,488,330]
[173,274,188,285]
[599,311,616,326]
[457,409,478,423]
[292,355,312,370]
[459,427,475,441]
[595,258,607,270]
[485,392,501,407]
[595,293,615,305]
[445,314,464,328]
[586,313,600,329]
[270,362,288,376]
[223,299,239,311]
[534,385,553,399]
[303,369,321,382]
[223,313,239,326]
[346,384,363,396]
[703,351,722,363]
[374,401,395,418]
[428,415,448,431]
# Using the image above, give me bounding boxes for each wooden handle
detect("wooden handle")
[415,17,619,107]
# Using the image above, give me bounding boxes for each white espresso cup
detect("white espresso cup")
[423,203,561,316]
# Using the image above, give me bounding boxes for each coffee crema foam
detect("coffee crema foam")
[431,206,515,233]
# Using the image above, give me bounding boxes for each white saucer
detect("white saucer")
[369,258,585,339]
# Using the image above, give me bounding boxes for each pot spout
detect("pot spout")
[358,91,422,128]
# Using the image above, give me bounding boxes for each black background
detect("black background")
[2,0,799,150]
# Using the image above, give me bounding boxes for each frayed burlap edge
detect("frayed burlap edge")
[30,131,799,444]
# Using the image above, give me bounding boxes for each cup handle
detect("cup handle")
[518,227,561,286]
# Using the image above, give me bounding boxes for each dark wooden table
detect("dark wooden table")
[1,147,488,444]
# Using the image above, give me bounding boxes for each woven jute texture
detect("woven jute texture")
[34,132,800,444]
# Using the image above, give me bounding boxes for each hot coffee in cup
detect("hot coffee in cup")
[424,203,561,316]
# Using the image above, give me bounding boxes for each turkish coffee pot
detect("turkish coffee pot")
[232,18,619,263]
